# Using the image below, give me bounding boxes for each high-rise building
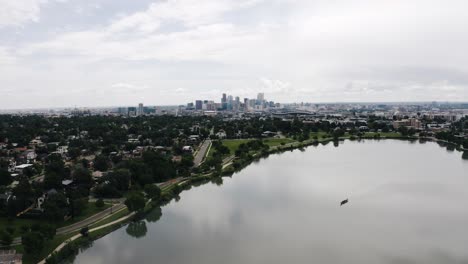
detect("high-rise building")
[195,100,203,110]
[257,93,264,103]
[137,103,144,116]
[234,96,240,111]
[118,107,128,116]
[222,93,227,103]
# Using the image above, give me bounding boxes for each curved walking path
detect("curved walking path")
[56,203,126,235]
[10,203,126,246]
[38,209,135,264]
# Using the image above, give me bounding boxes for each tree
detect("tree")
[80,227,89,237]
[0,229,13,247]
[22,231,45,256]
[94,155,109,171]
[72,165,92,187]
[13,176,34,210]
[144,184,161,200]
[106,169,131,191]
[124,192,147,213]
[43,192,68,222]
[68,147,81,160]
[43,172,63,190]
[0,169,12,186]
[95,198,105,208]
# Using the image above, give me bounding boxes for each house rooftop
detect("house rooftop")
[62,179,73,186]
[15,164,34,169]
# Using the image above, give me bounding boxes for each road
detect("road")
[56,203,126,235]
[193,139,211,167]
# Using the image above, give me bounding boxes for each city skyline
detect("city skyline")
[1,0,468,109]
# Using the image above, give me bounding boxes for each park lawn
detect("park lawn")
[56,202,111,228]
[309,131,330,139]
[222,139,253,155]
[364,132,402,138]
[0,217,46,237]
[263,138,296,147]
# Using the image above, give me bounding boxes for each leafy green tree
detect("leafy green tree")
[0,169,12,186]
[144,184,161,200]
[0,229,13,247]
[31,224,56,240]
[22,231,45,256]
[13,176,34,210]
[106,169,131,191]
[124,192,147,213]
[68,147,81,160]
[43,192,68,222]
[93,155,109,171]
[95,198,105,208]
[72,165,92,187]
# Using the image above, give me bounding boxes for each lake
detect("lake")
[70,140,468,264]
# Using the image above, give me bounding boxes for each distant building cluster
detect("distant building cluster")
[185,93,280,114]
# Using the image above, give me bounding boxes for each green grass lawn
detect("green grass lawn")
[263,138,296,147]
[222,139,253,155]
[364,132,402,138]
[0,218,46,238]
[309,131,330,139]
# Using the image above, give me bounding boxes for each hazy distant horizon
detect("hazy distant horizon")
[1,100,467,112]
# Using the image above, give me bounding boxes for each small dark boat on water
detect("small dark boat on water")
[340,198,348,206]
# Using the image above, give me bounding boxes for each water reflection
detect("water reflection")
[146,207,162,223]
[125,221,147,238]
[72,140,468,264]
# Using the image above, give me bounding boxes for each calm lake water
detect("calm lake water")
[71,140,468,264]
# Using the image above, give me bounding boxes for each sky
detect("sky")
[1,0,468,109]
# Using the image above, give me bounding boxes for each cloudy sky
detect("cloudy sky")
[1,0,467,109]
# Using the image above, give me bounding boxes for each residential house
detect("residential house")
[14,164,34,175]
[0,250,22,264]
[182,146,193,153]
[215,130,227,139]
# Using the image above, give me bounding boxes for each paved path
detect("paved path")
[193,139,211,167]
[9,203,125,246]
[56,203,126,235]
[38,210,136,264]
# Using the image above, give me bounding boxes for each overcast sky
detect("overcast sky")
[1,0,467,109]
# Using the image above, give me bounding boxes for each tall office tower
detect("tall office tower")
[249,99,256,110]
[227,95,233,110]
[257,93,265,104]
[137,103,144,116]
[118,107,128,116]
[195,100,203,110]
[222,93,228,110]
[235,96,240,111]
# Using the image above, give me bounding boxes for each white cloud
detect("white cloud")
[0,0,67,28]
[1,0,468,108]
